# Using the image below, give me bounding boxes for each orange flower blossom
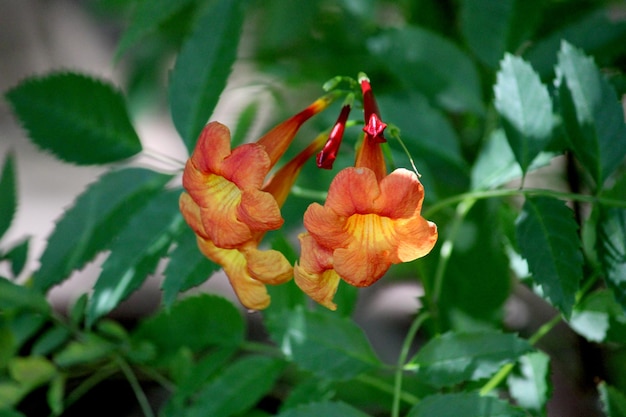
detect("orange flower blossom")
[294,74,438,310]
[179,94,336,309]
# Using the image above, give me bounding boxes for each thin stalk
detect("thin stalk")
[59,364,118,415]
[114,355,155,417]
[356,374,420,406]
[391,312,430,417]
[479,314,562,396]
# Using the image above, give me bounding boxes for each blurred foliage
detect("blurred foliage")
[2,0,626,415]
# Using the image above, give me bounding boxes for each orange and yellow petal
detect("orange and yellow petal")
[324,167,381,217]
[377,169,425,218]
[179,192,208,239]
[196,238,271,310]
[190,122,233,173]
[294,233,339,310]
[242,245,293,285]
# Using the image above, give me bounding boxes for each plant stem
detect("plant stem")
[59,364,118,415]
[115,355,155,417]
[479,314,562,396]
[391,312,430,417]
[357,374,420,405]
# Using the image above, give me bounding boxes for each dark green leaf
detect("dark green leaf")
[266,308,380,380]
[597,207,626,313]
[406,392,525,417]
[570,289,626,343]
[132,295,244,362]
[114,0,196,59]
[410,331,533,388]
[47,374,65,416]
[86,189,183,326]
[494,54,553,174]
[184,355,285,417]
[515,197,583,316]
[3,238,29,278]
[277,401,371,417]
[0,277,50,314]
[169,0,245,152]
[556,41,626,187]
[525,9,626,79]
[281,378,335,411]
[34,168,171,292]
[507,351,551,414]
[0,153,16,240]
[162,227,220,308]
[600,382,626,417]
[5,72,142,165]
[368,26,483,114]
[31,325,72,356]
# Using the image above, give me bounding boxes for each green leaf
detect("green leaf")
[162,227,220,307]
[515,197,583,316]
[34,168,171,292]
[0,153,16,240]
[53,333,116,368]
[132,295,244,363]
[8,356,56,391]
[471,129,554,190]
[266,308,380,380]
[169,0,245,152]
[3,238,29,278]
[409,331,533,388]
[277,401,371,417]
[183,355,285,417]
[0,277,50,314]
[494,54,553,174]
[368,26,484,114]
[570,290,626,343]
[281,378,335,411]
[556,41,626,187]
[87,189,183,326]
[31,325,72,356]
[406,392,526,417]
[600,382,626,417]
[47,374,65,416]
[597,208,626,313]
[507,351,551,414]
[114,0,197,59]
[5,72,142,165]
[525,9,626,79]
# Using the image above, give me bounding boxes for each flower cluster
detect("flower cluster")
[180,74,438,310]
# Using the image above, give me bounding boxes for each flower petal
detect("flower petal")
[394,217,438,262]
[325,167,381,216]
[191,122,232,173]
[243,245,293,285]
[197,237,271,310]
[302,203,347,249]
[377,168,425,218]
[179,192,209,239]
[221,143,271,189]
[238,189,284,232]
[294,233,339,310]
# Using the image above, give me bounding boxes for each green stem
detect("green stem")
[424,187,626,218]
[59,364,118,415]
[391,312,430,417]
[479,314,562,396]
[114,355,155,417]
[357,374,420,406]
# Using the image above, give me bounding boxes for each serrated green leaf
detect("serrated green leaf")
[570,290,626,343]
[515,197,583,316]
[406,392,526,417]
[267,308,380,380]
[183,355,285,417]
[87,189,183,326]
[162,227,220,308]
[494,54,553,174]
[3,238,29,278]
[0,153,17,240]
[507,351,551,414]
[409,331,533,388]
[600,382,626,417]
[169,0,245,152]
[8,356,56,390]
[0,277,50,314]
[132,295,244,363]
[597,207,626,313]
[277,401,370,417]
[368,26,484,114]
[556,41,626,187]
[5,72,142,165]
[34,168,171,292]
[114,0,197,59]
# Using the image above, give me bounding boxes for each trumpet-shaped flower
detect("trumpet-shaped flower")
[294,75,438,310]
[180,96,334,309]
